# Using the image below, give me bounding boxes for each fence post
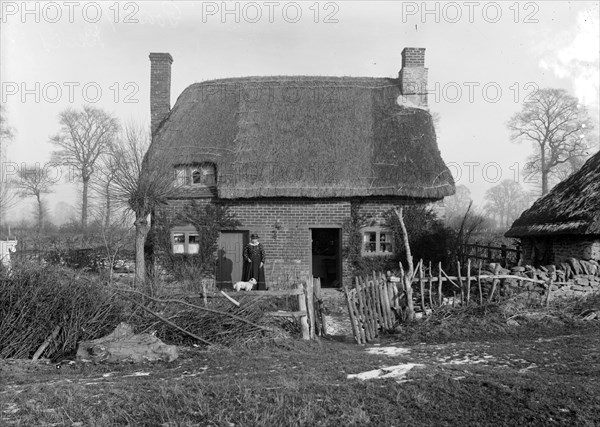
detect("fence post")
[296,283,310,340]
[305,278,316,339]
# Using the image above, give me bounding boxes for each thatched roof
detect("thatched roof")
[147,76,455,199]
[505,151,600,237]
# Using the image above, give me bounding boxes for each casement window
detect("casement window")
[174,163,216,187]
[362,228,394,255]
[172,226,200,254]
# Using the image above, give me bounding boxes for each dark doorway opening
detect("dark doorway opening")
[311,228,341,288]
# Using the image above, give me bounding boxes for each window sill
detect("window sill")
[361,252,396,257]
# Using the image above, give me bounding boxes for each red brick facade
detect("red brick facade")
[157,196,436,289]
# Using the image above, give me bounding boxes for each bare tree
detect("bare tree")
[483,180,532,228]
[443,184,473,224]
[111,122,176,287]
[91,153,120,228]
[0,106,15,142]
[15,165,55,230]
[50,105,120,228]
[0,106,18,229]
[508,88,593,195]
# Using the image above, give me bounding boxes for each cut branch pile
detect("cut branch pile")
[121,288,300,347]
[0,264,123,360]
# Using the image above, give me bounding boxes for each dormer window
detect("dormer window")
[175,163,216,187]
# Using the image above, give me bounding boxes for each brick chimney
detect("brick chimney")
[149,52,173,136]
[399,47,428,108]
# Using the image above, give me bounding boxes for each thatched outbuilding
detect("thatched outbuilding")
[147,49,455,289]
[505,151,600,265]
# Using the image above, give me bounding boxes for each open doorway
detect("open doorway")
[311,228,341,288]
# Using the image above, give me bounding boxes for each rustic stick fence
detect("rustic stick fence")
[344,260,549,344]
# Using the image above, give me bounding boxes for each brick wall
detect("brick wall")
[399,47,428,107]
[520,236,600,265]
[552,237,600,263]
[157,196,425,289]
[521,239,533,264]
[401,47,425,68]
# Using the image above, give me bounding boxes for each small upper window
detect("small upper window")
[362,228,394,256]
[175,163,216,187]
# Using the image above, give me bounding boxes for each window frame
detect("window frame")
[361,227,395,256]
[174,162,216,187]
[171,225,200,255]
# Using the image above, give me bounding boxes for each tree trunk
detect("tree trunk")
[134,214,150,289]
[82,177,89,229]
[540,147,548,195]
[394,207,415,322]
[105,181,111,228]
[36,193,43,231]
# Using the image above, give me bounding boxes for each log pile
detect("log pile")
[76,323,178,363]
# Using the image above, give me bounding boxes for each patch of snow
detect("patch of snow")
[347,364,424,383]
[366,347,410,356]
[441,354,495,365]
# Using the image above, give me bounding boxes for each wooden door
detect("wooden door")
[216,232,246,290]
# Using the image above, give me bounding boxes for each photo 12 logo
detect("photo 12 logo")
[401,1,539,24]
[1,162,71,185]
[446,161,541,185]
[200,1,340,24]
[426,81,539,105]
[0,1,140,24]
[1,81,139,104]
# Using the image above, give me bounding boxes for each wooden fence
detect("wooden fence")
[344,260,547,344]
[462,242,521,267]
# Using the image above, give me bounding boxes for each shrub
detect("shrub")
[0,261,124,360]
[343,204,456,279]
[152,202,241,281]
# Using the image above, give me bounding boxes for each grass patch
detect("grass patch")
[2,323,599,426]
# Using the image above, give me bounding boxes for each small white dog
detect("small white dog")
[233,278,257,292]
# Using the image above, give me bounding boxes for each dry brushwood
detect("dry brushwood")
[0,266,122,360]
[122,289,296,346]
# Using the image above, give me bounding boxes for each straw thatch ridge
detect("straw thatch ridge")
[505,151,600,237]
[148,76,455,199]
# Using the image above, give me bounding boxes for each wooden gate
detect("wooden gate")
[344,274,401,344]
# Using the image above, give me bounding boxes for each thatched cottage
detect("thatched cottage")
[146,48,455,289]
[505,151,600,265]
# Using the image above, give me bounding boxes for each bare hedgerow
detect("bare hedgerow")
[0,261,124,360]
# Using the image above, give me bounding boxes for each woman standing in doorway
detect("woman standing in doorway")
[243,233,266,290]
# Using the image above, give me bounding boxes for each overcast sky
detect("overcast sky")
[1,1,599,223]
